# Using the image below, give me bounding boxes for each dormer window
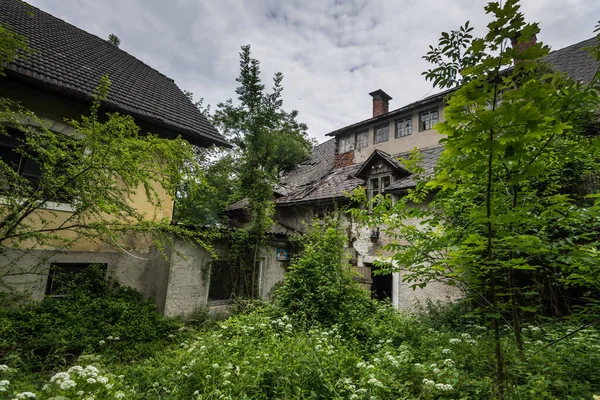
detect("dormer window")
[368,175,391,201]
[338,135,353,153]
[420,109,439,131]
[356,131,368,149]
[374,125,389,144]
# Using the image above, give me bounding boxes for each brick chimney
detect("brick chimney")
[511,33,537,63]
[369,89,392,117]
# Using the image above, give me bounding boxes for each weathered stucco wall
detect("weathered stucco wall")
[336,102,446,163]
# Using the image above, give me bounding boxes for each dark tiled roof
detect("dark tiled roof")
[279,139,335,187]
[355,149,407,178]
[0,0,228,147]
[277,163,363,205]
[386,146,444,191]
[545,37,600,85]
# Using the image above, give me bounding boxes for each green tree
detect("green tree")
[355,1,600,396]
[202,45,313,297]
[107,33,120,48]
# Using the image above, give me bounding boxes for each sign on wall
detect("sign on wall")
[275,248,290,261]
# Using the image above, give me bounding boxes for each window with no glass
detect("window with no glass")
[356,131,368,149]
[420,109,439,131]
[45,263,107,297]
[338,135,353,153]
[374,125,389,144]
[395,117,412,138]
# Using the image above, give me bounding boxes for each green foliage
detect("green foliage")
[354,0,600,395]
[0,19,29,77]
[4,300,600,399]
[0,266,181,373]
[275,219,376,337]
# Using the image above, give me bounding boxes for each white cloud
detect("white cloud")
[28,0,600,143]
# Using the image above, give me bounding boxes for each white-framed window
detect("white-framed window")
[395,117,412,137]
[374,125,389,144]
[368,175,391,201]
[356,131,368,149]
[420,109,439,131]
[338,135,353,153]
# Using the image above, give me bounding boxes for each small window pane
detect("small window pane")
[370,178,379,190]
[381,176,391,189]
[421,109,439,131]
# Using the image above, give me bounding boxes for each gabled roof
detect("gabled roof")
[0,0,228,148]
[354,149,408,179]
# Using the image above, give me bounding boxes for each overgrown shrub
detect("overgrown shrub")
[0,266,181,373]
[274,219,376,337]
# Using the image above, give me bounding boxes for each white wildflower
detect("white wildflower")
[349,395,359,400]
[105,384,113,390]
[50,372,71,383]
[0,380,9,386]
[422,378,436,386]
[86,378,97,384]
[442,348,452,355]
[15,392,36,399]
[435,383,454,391]
[59,380,77,390]
[114,392,126,399]
[461,333,472,339]
[77,391,85,396]
[449,338,462,344]
[212,364,219,369]
[205,375,212,379]
[113,337,120,341]
[433,368,442,374]
[444,359,455,367]
[356,362,366,368]
[0,365,8,372]
[107,336,113,340]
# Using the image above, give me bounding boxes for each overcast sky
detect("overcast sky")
[28,0,599,144]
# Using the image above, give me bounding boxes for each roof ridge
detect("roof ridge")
[20,1,175,83]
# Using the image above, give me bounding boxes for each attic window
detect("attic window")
[420,109,439,131]
[356,131,368,149]
[338,135,353,153]
[395,117,412,137]
[374,125,389,144]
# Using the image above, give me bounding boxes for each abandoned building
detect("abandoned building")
[2,0,599,316]
[269,35,600,311]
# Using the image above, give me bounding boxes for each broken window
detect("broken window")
[395,117,412,137]
[420,109,439,131]
[374,125,389,144]
[45,262,107,297]
[208,260,260,302]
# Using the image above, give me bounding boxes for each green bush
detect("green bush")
[274,219,377,337]
[0,266,181,373]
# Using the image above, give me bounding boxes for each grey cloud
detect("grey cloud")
[27,0,600,143]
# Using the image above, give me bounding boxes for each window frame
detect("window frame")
[395,117,413,138]
[356,131,368,149]
[45,262,107,297]
[420,108,439,131]
[374,124,389,144]
[367,174,392,202]
[338,135,353,154]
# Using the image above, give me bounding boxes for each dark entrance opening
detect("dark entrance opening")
[370,265,393,301]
